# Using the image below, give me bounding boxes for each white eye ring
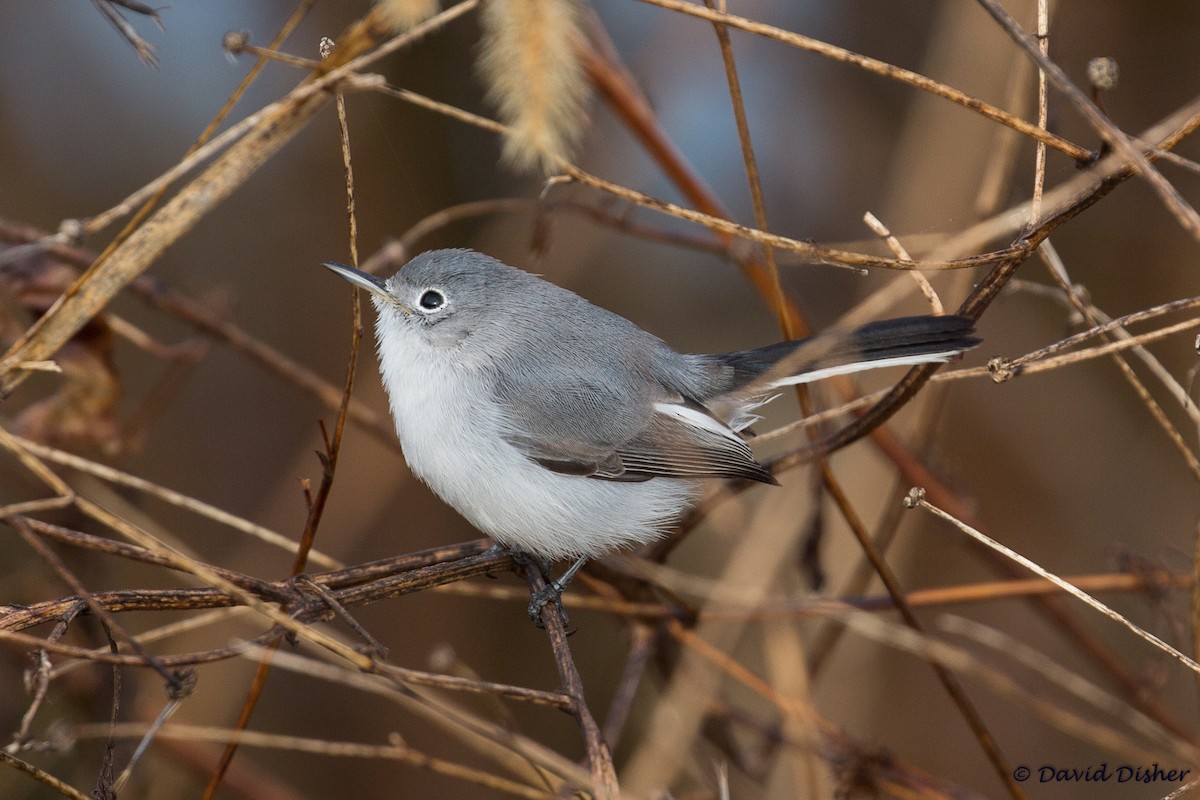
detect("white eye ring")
[418,289,445,311]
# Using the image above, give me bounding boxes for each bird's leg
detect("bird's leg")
[526,555,588,625]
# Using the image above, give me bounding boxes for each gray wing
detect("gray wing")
[490,353,776,485]
[610,399,778,484]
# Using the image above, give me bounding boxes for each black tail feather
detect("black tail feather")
[712,315,979,389]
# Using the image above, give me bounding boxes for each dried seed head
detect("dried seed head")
[222,30,249,56]
[1087,57,1119,92]
[376,0,440,33]
[478,0,589,172]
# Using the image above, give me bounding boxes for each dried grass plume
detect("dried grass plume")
[375,0,440,32]
[478,0,589,171]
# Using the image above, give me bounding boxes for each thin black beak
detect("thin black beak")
[322,261,390,297]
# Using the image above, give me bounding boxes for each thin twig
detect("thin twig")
[11,517,184,691]
[521,564,619,799]
[90,0,158,66]
[976,0,1200,241]
[767,162,1132,471]
[838,610,1196,764]
[75,723,551,800]
[1030,0,1050,224]
[910,488,1200,676]
[1031,243,1200,480]
[578,26,812,333]
[818,468,1026,799]
[863,212,942,314]
[10,434,342,569]
[556,164,1014,272]
[0,750,91,800]
[702,0,792,338]
[0,1,479,394]
[635,0,1091,161]
[601,623,656,749]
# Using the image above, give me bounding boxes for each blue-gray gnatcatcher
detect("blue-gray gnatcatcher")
[324,249,977,598]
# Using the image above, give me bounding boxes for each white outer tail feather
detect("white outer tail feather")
[654,349,960,438]
[765,349,960,388]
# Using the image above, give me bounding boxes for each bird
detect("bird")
[324,249,977,608]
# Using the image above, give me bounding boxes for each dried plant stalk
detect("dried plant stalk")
[478,0,589,170]
[0,2,477,395]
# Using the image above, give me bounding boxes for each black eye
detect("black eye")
[418,289,445,310]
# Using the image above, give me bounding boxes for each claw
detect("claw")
[527,581,569,628]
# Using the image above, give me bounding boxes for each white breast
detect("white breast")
[375,330,696,560]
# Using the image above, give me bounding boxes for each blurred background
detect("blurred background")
[1,1,1199,797]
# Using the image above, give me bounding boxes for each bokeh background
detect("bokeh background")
[2,1,1199,798]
